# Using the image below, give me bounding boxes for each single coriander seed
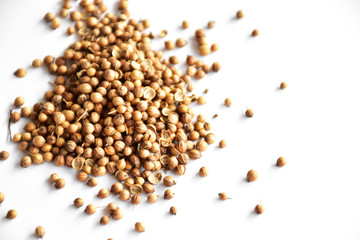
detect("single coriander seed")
[207,21,215,29]
[280,82,287,90]
[199,167,208,177]
[211,43,219,52]
[100,216,110,225]
[135,222,145,233]
[164,189,175,200]
[73,198,84,208]
[51,18,61,29]
[44,12,55,22]
[251,29,259,37]
[32,59,43,68]
[212,62,221,72]
[11,112,21,123]
[49,173,59,183]
[0,151,9,160]
[0,192,4,204]
[218,193,229,200]
[182,20,189,29]
[14,68,27,78]
[169,206,177,215]
[224,98,232,107]
[255,204,264,214]
[236,10,244,19]
[6,209,17,219]
[219,139,227,148]
[84,204,96,215]
[14,97,25,107]
[245,109,254,117]
[34,226,45,238]
[54,178,66,189]
[276,157,287,167]
[247,170,258,182]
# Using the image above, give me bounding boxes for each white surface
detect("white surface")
[0,0,360,239]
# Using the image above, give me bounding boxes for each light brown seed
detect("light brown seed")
[218,193,229,200]
[169,206,177,215]
[280,82,287,89]
[6,209,17,219]
[247,170,258,182]
[199,167,208,177]
[276,157,287,167]
[34,226,45,238]
[14,68,27,78]
[182,21,189,29]
[255,204,264,214]
[73,198,84,208]
[245,109,254,117]
[32,59,43,68]
[224,98,232,107]
[219,139,227,148]
[251,29,259,37]
[135,222,145,233]
[236,10,244,19]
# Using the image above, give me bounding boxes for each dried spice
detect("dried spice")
[276,157,287,167]
[135,222,145,233]
[247,170,258,182]
[34,226,45,238]
[255,204,264,214]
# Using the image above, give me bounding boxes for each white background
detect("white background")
[0,0,360,239]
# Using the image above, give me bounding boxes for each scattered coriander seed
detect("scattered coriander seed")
[218,193,229,200]
[107,203,118,211]
[164,189,175,200]
[0,192,4,204]
[205,133,216,144]
[204,89,209,94]
[111,208,124,220]
[111,182,123,194]
[67,26,76,35]
[32,59,43,68]
[163,176,176,187]
[11,112,20,123]
[73,198,84,208]
[175,38,187,48]
[186,55,196,65]
[20,156,32,168]
[147,193,159,203]
[182,20,189,29]
[212,62,221,72]
[131,193,142,205]
[196,140,208,152]
[251,29,259,37]
[199,167,208,177]
[20,107,32,118]
[280,82,287,90]
[87,177,98,187]
[219,139,227,148]
[97,188,110,199]
[255,204,264,214]
[213,114,218,119]
[43,55,54,65]
[6,209,17,219]
[170,206,177,215]
[44,12,55,22]
[224,98,232,107]
[165,41,175,50]
[84,204,96,215]
[197,96,206,105]
[51,18,61,29]
[247,170,258,182]
[59,8,69,18]
[14,68,26,78]
[54,178,66,189]
[49,173,59,183]
[245,109,254,117]
[211,43,219,52]
[276,157,287,167]
[100,216,110,225]
[0,151,9,161]
[119,189,131,201]
[34,226,45,238]
[236,10,244,19]
[135,222,145,233]
[199,45,211,56]
[207,21,215,29]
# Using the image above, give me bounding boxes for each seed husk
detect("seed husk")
[130,184,143,194]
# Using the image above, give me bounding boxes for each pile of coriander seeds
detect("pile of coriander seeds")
[11,0,220,229]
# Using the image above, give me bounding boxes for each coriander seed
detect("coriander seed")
[73,198,84,208]
[199,167,208,177]
[6,209,17,219]
[170,206,177,215]
[251,29,259,37]
[207,21,215,29]
[245,109,254,117]
[20,107,32,118]
[87,177,98,187]
[49,173,59,183]
[14,97,25,107]
[111,182,123,194]
[276,157,287,167]
[44,12,55,22]
[219,139,227,148]
[212,62,221,72]
[199,45,211,56]
[97,188,110,199]
[165,41,175,50]
[163,175,176,187]
[247,170,258,182]
[0,192,4,204]
[35,226,45,238]
[107,203,118,211]
[255,204,264,214]
[100,216,110,225]
[280,82,287,89]
[205,133,216,144]
[119,189,131,201]
[20,156,32,168]
[0,151,9,160]
[218,193,229,200]
[11,112,21,123]
[55,178,66,189]
[14,68,26,78]
[224,98,232,107]
[135,222,145,233]
[211,43,219,52]
[236,10,244,19]
[131,193,142,205]
[51,18,61,29]
[176,38,187,48]
[182,20,189,29]
[111,208,124,220]
[32,59,43,68]
[164,189,175,200]
[84,204,96,215]
[147,193,159,203]
[197,96,206,105]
